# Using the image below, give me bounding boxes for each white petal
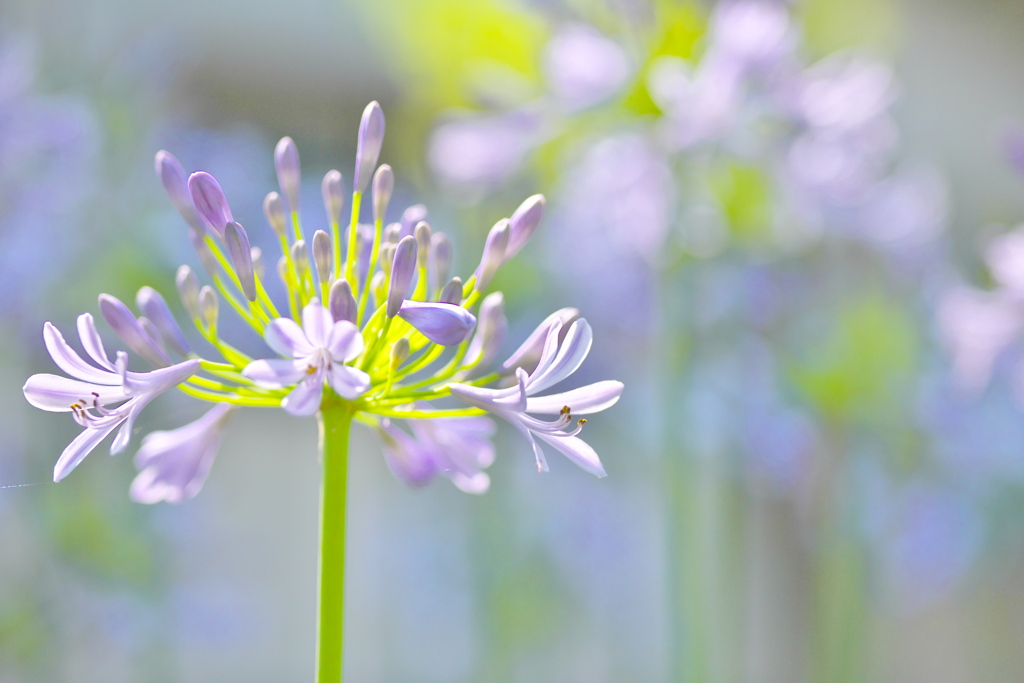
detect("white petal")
[328,364,371,400]
[326,321,364,362]
[535,432,606,477]
[281,375,325,416]
[527,319,593,394]
[302,301,334,347]
[43,323,120,384]
[451,471,490,494]
[77,313,116,370]
[122,359,199,397]
[265,317,314,358]
[53,423,120,482]
[23,374,127,412]
[526,380,624,415]
[243,358,309,387]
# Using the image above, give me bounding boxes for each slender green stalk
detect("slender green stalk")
[316,398,354,683]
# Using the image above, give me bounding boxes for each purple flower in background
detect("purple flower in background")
[429,108,546,190]
[937,286,1022,393]
[131,403,234,504]
[380,416,496,493]
[709,0,794,69]
[451,317,623,476]
[543,24,631,110]
[22,314,199,481]
[243,301,370,415]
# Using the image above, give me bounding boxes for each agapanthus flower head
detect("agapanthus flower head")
[24,102,623,500]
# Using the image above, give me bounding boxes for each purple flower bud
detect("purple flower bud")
[223,222,256,302]
[506,194,545,260]
[466,292,506,368]
[430,233,452,294]
[415,221,432,264]
[188,229,218,276]
[291,239,309,277]
[154,151,203,232]
[98,294,171,367]
[274,136,301,213]
[251,246,265,280]
[474,219,510,290]
[137,286,191,356]
[138,317,165,353]
[373,164,394,223]
[263,192,287,238]
[176,266,201,321]
[354,101,385,194]
[398,301,477,346]
[188,172,234,238]
[384,223,402,244]
[387,236,417,317]
[400,204,427,238]
[199,286,219,330]
[312,230,333,286]
[439,277,463,305]
[328,279,356,323]
[322,170,345,226]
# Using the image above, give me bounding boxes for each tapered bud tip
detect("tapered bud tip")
[387,236,418,317]
[439,277,464,305]
[155,151,203,231]
[373,164,395,223]
[224,222,256,301]
[98,294,171,367]
[354,101,386,194]
[263,192,287,238]
[188,172,234,238]
[199,286,219,329]
[274,136,301,213]
[475,219,511,291]
[384,223,402,244]
[251,246,265,279]
[291,239,309,272]
[400,204,427,238]
[415,220,432,258]
[398,301,477,346]
[507,194,545,259]
[312,230,333,284]
[390,338,410,368]
[137,286,191,357]
[322,170,345,225]
[328,278,357,323]
[176,265,200,320]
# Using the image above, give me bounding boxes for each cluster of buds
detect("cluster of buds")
[23,102,623,501]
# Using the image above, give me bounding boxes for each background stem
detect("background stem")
[316,399,354,683]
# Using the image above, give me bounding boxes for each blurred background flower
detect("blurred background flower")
[4,0,1024,681]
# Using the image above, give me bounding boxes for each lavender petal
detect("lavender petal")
[397,301,477,346]
[187,171,234,238]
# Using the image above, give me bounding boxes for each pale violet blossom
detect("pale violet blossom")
[450,317,623,476]
[379,416,496,494]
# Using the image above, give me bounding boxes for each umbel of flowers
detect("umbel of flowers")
[22,101,622,682]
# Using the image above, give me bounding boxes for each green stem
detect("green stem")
[316,399,354,683]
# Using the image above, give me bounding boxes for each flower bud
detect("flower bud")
[474,219,510,290]
[274,136,301,213]
[328,278,356,323]
[321,170,345,226]
[398,301,477,346]
[98,294,171,367]
[380,243,397,277]
[439,277,463,305]
[466,292,507,369]
[251,246,265,280]
[373,164,394,224]
[154,151,203,232]
[354,101,385,194]
[387,236,417,317]
[291,240,309,277]
[188,229,218,276]
[188,172,234,238]
[176,266,201,321]
[224,222,256,302]
[138,317,165,353]
[430,233,452,294]
[506,194,545,260]
[400,204,427,238]
[263,192,288,238]
[415,221,432,264]
[137,286,191,356]
[199,286,219,330]
[390,337,410,369]
[312,230,333,286]
[384,223,402,244]
[277,256,289,289]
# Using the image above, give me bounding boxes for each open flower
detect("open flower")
[380,415,496,494]
[131,403,234,504]
[243,301,371,416]
[23,313,199,481]
[450,317,623,476]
